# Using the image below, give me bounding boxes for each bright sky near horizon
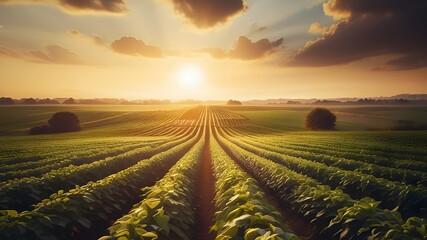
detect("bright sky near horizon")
[0,0,426,100]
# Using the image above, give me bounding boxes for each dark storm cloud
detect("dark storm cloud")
[168,0,247,28]
[110,36,163,58]
[0,0,126,13]
[286,0,427,70]
[30,45,83,64]
[203,36,284,60]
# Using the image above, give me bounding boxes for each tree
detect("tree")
[227,99,242,105]
[38,98,60,104]
[21,98,38,104]
[0,97,15,105]
[48,112,81,133]
[305,108,336,130]
[63,98,76,104]
[29,112,81,135]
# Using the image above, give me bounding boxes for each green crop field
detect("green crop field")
[0,105,426,240]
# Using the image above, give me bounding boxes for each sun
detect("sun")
[177,65,203,89]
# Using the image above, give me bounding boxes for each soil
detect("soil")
[193,129,216,240]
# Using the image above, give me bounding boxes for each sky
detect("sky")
[0,0,426,100]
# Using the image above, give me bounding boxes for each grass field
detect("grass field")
[0,105,426,240]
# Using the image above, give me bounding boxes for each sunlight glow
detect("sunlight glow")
[177,65,203,89]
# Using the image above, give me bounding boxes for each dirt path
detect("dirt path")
[193,128,216,240]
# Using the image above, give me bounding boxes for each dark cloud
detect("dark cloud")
[110,36,163,58]
[168,0,247,28]
[29,45,83,64]
[0,0,126,13]
[286,0,427,70]
[203,36,284,60]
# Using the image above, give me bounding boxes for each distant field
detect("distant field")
[0,105,426,239]
[0,105,190,136]
[2,104,426,135]
[223,105,427,131]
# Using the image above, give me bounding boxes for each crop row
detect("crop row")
[101,130,205,240]
[224,127,427,187]
[209,132,298,240]
[0,141,165,182]
[227,126,427,172]
[214,127,427,239]
[0,139,132,168]
[0,124,204,239]
[228,123,427,166]
[0,126,198,211]
[211,106,248,127]
[220,129,427,219]
[136,111,188,136]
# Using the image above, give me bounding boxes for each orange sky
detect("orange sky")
[1,0,426,100]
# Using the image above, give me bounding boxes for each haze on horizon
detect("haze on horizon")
[0,0,426,101]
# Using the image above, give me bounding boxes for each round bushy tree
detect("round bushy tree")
[48,112,81,133]
[305,108,336,130]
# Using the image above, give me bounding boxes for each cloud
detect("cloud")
[110,36,163,58]
[203,36,284,60]
[285,0,427,70]
[29,45,83,64]
[59,0,126,13]
[0,46,22,58]
[1,45,84,65]
[308,22,327,34]
[200,48,227,59]
[68,30,80,36]
[92,34,107,46]
[0,0,126,13]
[167,0,247,28]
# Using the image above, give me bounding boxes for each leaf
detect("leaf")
[339,227,349,239]
[146,199,161,209]
[142,231,158,239]
[226,214,252,228]
[0,210,18,217]
[221,225,238,238]
[245,228,261,240]
[153,209,170,235]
